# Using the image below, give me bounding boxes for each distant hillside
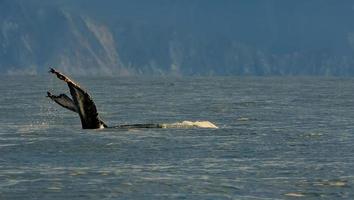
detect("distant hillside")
[0,0,128,75]
[2,0,354,76]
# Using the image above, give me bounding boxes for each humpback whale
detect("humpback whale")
[47,68,217,129]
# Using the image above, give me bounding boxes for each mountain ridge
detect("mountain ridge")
[2,0,354,76]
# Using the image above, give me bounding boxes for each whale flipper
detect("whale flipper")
[112,124,163,129]
[48,68,106,129]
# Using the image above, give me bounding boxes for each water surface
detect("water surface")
[0,76,353,199]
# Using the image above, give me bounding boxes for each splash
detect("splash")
[16,122,50,134]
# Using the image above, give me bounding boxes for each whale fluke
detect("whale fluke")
[47,92,78,113]
[48,68,107,129]
[47,68,218,129]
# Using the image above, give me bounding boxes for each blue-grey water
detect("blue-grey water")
[0,76,354,199]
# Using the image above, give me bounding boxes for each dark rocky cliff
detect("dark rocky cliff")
[2,0,354,76]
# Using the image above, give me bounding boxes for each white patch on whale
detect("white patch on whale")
[162,121,218,129]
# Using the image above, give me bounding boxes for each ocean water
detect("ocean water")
[0,75,353,199]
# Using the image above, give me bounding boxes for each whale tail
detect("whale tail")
[47,92,78,113]
[47,68,217,130]
[48,68,107,129]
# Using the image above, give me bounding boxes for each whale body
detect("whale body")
[47,68,218,129]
